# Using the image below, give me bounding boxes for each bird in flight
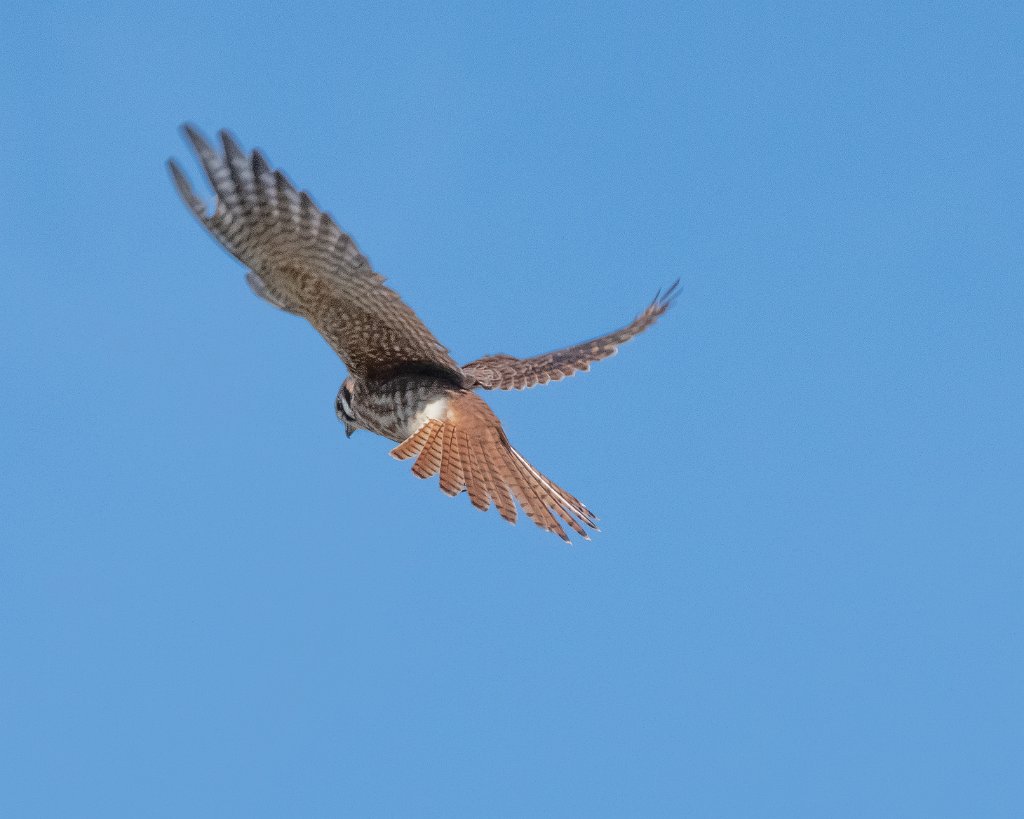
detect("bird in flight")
[168,126,678,542]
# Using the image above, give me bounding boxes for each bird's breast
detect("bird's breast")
[356,376,456,442]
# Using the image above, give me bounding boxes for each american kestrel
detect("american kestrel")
[169,126,677,542]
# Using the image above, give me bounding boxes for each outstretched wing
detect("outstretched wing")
[168,125,463,382]
[462,281,679,390]
[390,391,597,543]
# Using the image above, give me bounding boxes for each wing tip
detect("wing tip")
[166,157,208,217]
[251,147,271,177]
[218,128,246,161]
[166,157,186,186]
[180,122,214,158]
[654,278,682,309]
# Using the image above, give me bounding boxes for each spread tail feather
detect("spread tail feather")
[390,392,597,543]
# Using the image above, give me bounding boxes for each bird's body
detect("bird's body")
[169,126,677,542]
[343,373,454,443]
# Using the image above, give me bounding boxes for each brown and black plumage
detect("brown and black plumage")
[462,281,680,390]
[169,126,678,542]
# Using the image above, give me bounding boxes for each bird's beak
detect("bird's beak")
[344,422,355,438]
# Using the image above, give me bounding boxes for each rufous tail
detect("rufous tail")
[390,392,597,542]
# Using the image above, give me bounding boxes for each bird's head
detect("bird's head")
[336,376,358,438]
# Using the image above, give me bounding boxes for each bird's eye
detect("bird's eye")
[338,384,353,418]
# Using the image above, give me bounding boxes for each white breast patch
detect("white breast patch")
[408,397,450,437]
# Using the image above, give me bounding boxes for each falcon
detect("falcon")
[168,126,678,542]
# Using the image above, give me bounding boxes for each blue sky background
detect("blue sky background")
[2,2,1021,816]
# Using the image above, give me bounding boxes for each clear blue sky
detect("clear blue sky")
[2,2,1021,816]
